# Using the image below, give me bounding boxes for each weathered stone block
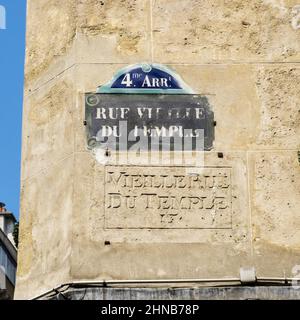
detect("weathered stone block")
[254,65,300,149]
[21,76,75,181]
[249,151,300,276]
[16,156,74,298]
[66,151,252,282]
[153,0,300,63]
[25,1,77,88]
[25,0,151,91]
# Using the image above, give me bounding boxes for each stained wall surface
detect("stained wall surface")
[15,0,300,299]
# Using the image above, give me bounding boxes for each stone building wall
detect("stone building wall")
[15,0,300,299]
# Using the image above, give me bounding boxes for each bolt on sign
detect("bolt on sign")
[85,63,215,154]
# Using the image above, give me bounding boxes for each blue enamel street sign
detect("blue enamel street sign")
[111,66,181,89]
[86,63,215,151]
[97,63,194,94]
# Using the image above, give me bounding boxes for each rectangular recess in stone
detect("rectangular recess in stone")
[104,166,232,229]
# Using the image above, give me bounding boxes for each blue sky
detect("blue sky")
[0,1,27,219]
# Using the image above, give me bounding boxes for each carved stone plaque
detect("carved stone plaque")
[104,166,232,229]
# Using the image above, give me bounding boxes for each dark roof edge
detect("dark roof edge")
[0,211,17,223]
